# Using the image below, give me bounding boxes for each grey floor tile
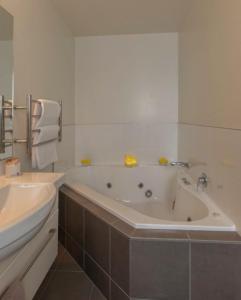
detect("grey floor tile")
[33,271,56,300]
[37,271,93,300]
[111,281,129,300]
[35,244,108,300]
[52,243,82,272]
[51,243,66,270]
[91,286,107,300]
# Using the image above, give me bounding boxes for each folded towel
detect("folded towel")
[32,99,61,128]
[32,125,59,169]
[1,281,25,300]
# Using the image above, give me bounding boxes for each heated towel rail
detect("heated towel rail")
[0,95,14,154]
[0,94,62,158]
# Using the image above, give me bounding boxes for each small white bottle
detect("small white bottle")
[5,157,21,177]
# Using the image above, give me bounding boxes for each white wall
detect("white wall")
[75,33,178,165]
[178,0,241,232]
[0,40,13,160]
[179,0,241,129]
[0,0,75,171]
[0,41,12,99]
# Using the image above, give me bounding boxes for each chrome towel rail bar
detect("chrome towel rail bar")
[0,96,14,153]
[0,94,62,160]
[14,94,63,158]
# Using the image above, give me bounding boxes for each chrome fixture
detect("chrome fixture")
[0,95,14,153]
[170,161,190,168]
[197,173,208,190]
[1,95,62,156]
[106,182,112,189]
[182,178,191,185]
[14,94,63,157]
[138,183,144,189]
[145,190,152,198]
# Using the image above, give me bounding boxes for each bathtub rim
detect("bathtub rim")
[64,178,236,232]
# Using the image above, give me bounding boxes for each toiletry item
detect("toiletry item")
[159,157,169,166]
[5,157,21,177]
[124,155,138,167]
[81,159,92,166]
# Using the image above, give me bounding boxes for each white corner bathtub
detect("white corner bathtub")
[65,166,235,231]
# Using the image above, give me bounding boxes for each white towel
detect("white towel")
[32,125,59,169]
[32,99,61,128]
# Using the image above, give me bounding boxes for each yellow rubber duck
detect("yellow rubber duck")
[80,159,92,166]
[159,157,169,166]
[124,155,138,167]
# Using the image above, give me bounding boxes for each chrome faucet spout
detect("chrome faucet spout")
[197,173,208,190]
[170,161,190,169]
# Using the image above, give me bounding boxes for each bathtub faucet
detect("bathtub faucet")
[170,161,190,169]
[197,173,208,190]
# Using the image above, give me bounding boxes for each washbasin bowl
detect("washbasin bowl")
[0,183,56,260]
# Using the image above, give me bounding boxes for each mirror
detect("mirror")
[0,6,13,159]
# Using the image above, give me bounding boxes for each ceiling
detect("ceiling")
[51,0,190,36]
[0,6,13,41]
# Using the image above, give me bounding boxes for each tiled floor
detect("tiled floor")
[34,244,106,300]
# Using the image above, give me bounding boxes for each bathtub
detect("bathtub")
[65,166,235,231]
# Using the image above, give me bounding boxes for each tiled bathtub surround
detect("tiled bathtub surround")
[75,34,178,125]
[75,33,178,167]
[59,185,241,300]
[75,122,178,165]
[179,123,241,233]
[56,125,75,170]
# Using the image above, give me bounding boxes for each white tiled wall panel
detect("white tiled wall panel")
[75,122,177,165]
[179,124,241,232]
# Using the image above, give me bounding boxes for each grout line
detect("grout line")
[62,123,75,127]
[54,270,84,273]
[180,122,241,132]
[83,209,86,269]
[130,236,190,242]
[129,237,132,298]
[88,284,95,300]
[35,269,56,300]
[189,241,192,300]
[60,245,107,300]
[57,242,84,272]
[75,121,178,126]
[111,278,130,298]
[109,226,112,300]
[85,252,110,277]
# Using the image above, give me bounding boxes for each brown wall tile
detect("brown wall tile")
[59,190,66,229]
[85,253,110,299]
[66,196,84,246]
[66,235,84,268]
[111,228,130,294]
[130,240,189,300]
[85,210,110,273]
[191,242,241,300]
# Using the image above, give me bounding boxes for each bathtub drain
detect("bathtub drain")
[187,217,192,222]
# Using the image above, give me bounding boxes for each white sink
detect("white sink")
[0,183,56,260]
